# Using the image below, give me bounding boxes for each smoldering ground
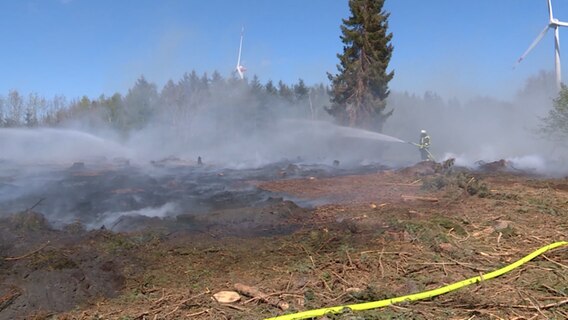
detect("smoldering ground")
[1,71,567,230]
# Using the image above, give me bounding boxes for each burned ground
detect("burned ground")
[0,160,567,319]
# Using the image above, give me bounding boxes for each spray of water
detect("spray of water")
[0,128,133,164]
[283,119,406,143]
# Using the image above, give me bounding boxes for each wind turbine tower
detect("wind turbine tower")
[236,27,247,80]
[517,0,568,90]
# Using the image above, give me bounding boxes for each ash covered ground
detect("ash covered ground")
[0,158,388,233]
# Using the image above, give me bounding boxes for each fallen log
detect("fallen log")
[401,195,439,202]
[234,283,289,310]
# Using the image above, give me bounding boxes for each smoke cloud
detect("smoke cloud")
[1,70,567,231]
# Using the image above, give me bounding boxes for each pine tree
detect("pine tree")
[265,80,277,96]
[278,80,294,103]
[250,75,263,96]
[327,0,394,132]
[123,76,158,130]
[293,79,309,103]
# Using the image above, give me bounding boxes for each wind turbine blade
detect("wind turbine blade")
[516,25,550,65]
[548,0,554,22]
[237,27,244,67]
[555,20,568,28]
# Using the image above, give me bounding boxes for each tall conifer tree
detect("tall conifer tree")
[327,0,394,132]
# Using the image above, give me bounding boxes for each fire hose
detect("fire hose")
[408,141,436,162]
[264,241,568,320]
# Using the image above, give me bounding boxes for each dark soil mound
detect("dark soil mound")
[0,213,130,320]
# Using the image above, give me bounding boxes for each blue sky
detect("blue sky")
[1,0,568,100]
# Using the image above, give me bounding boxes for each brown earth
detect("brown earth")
[1,161,567,320]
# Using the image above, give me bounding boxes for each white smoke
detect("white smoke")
[90,202,178,230]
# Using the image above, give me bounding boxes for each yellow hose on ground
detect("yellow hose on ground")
[265,241,568,320]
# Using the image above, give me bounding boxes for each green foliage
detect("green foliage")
[421,175,449,190]
[31,249,78,270]
[422,171,490,198]
[526,197,561,216]
[265,80,277,95]
[540,83,568,142]
[327,0,394,132]
[121,76,159,130]
[101,233,138,253]
[431,216,467,236]
[278,80,294,102]
[0,72,331,135]
[455,172,490,197]
[293,78,309,103]
[389,216,468,249]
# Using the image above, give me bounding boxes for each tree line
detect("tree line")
[0,72,331,135]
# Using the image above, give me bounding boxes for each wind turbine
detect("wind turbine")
[236,27,247,79]
[517,0,568,90]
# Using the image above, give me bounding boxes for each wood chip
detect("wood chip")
[213,291,241,303]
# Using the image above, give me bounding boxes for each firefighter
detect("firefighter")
[418,130,432,161]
